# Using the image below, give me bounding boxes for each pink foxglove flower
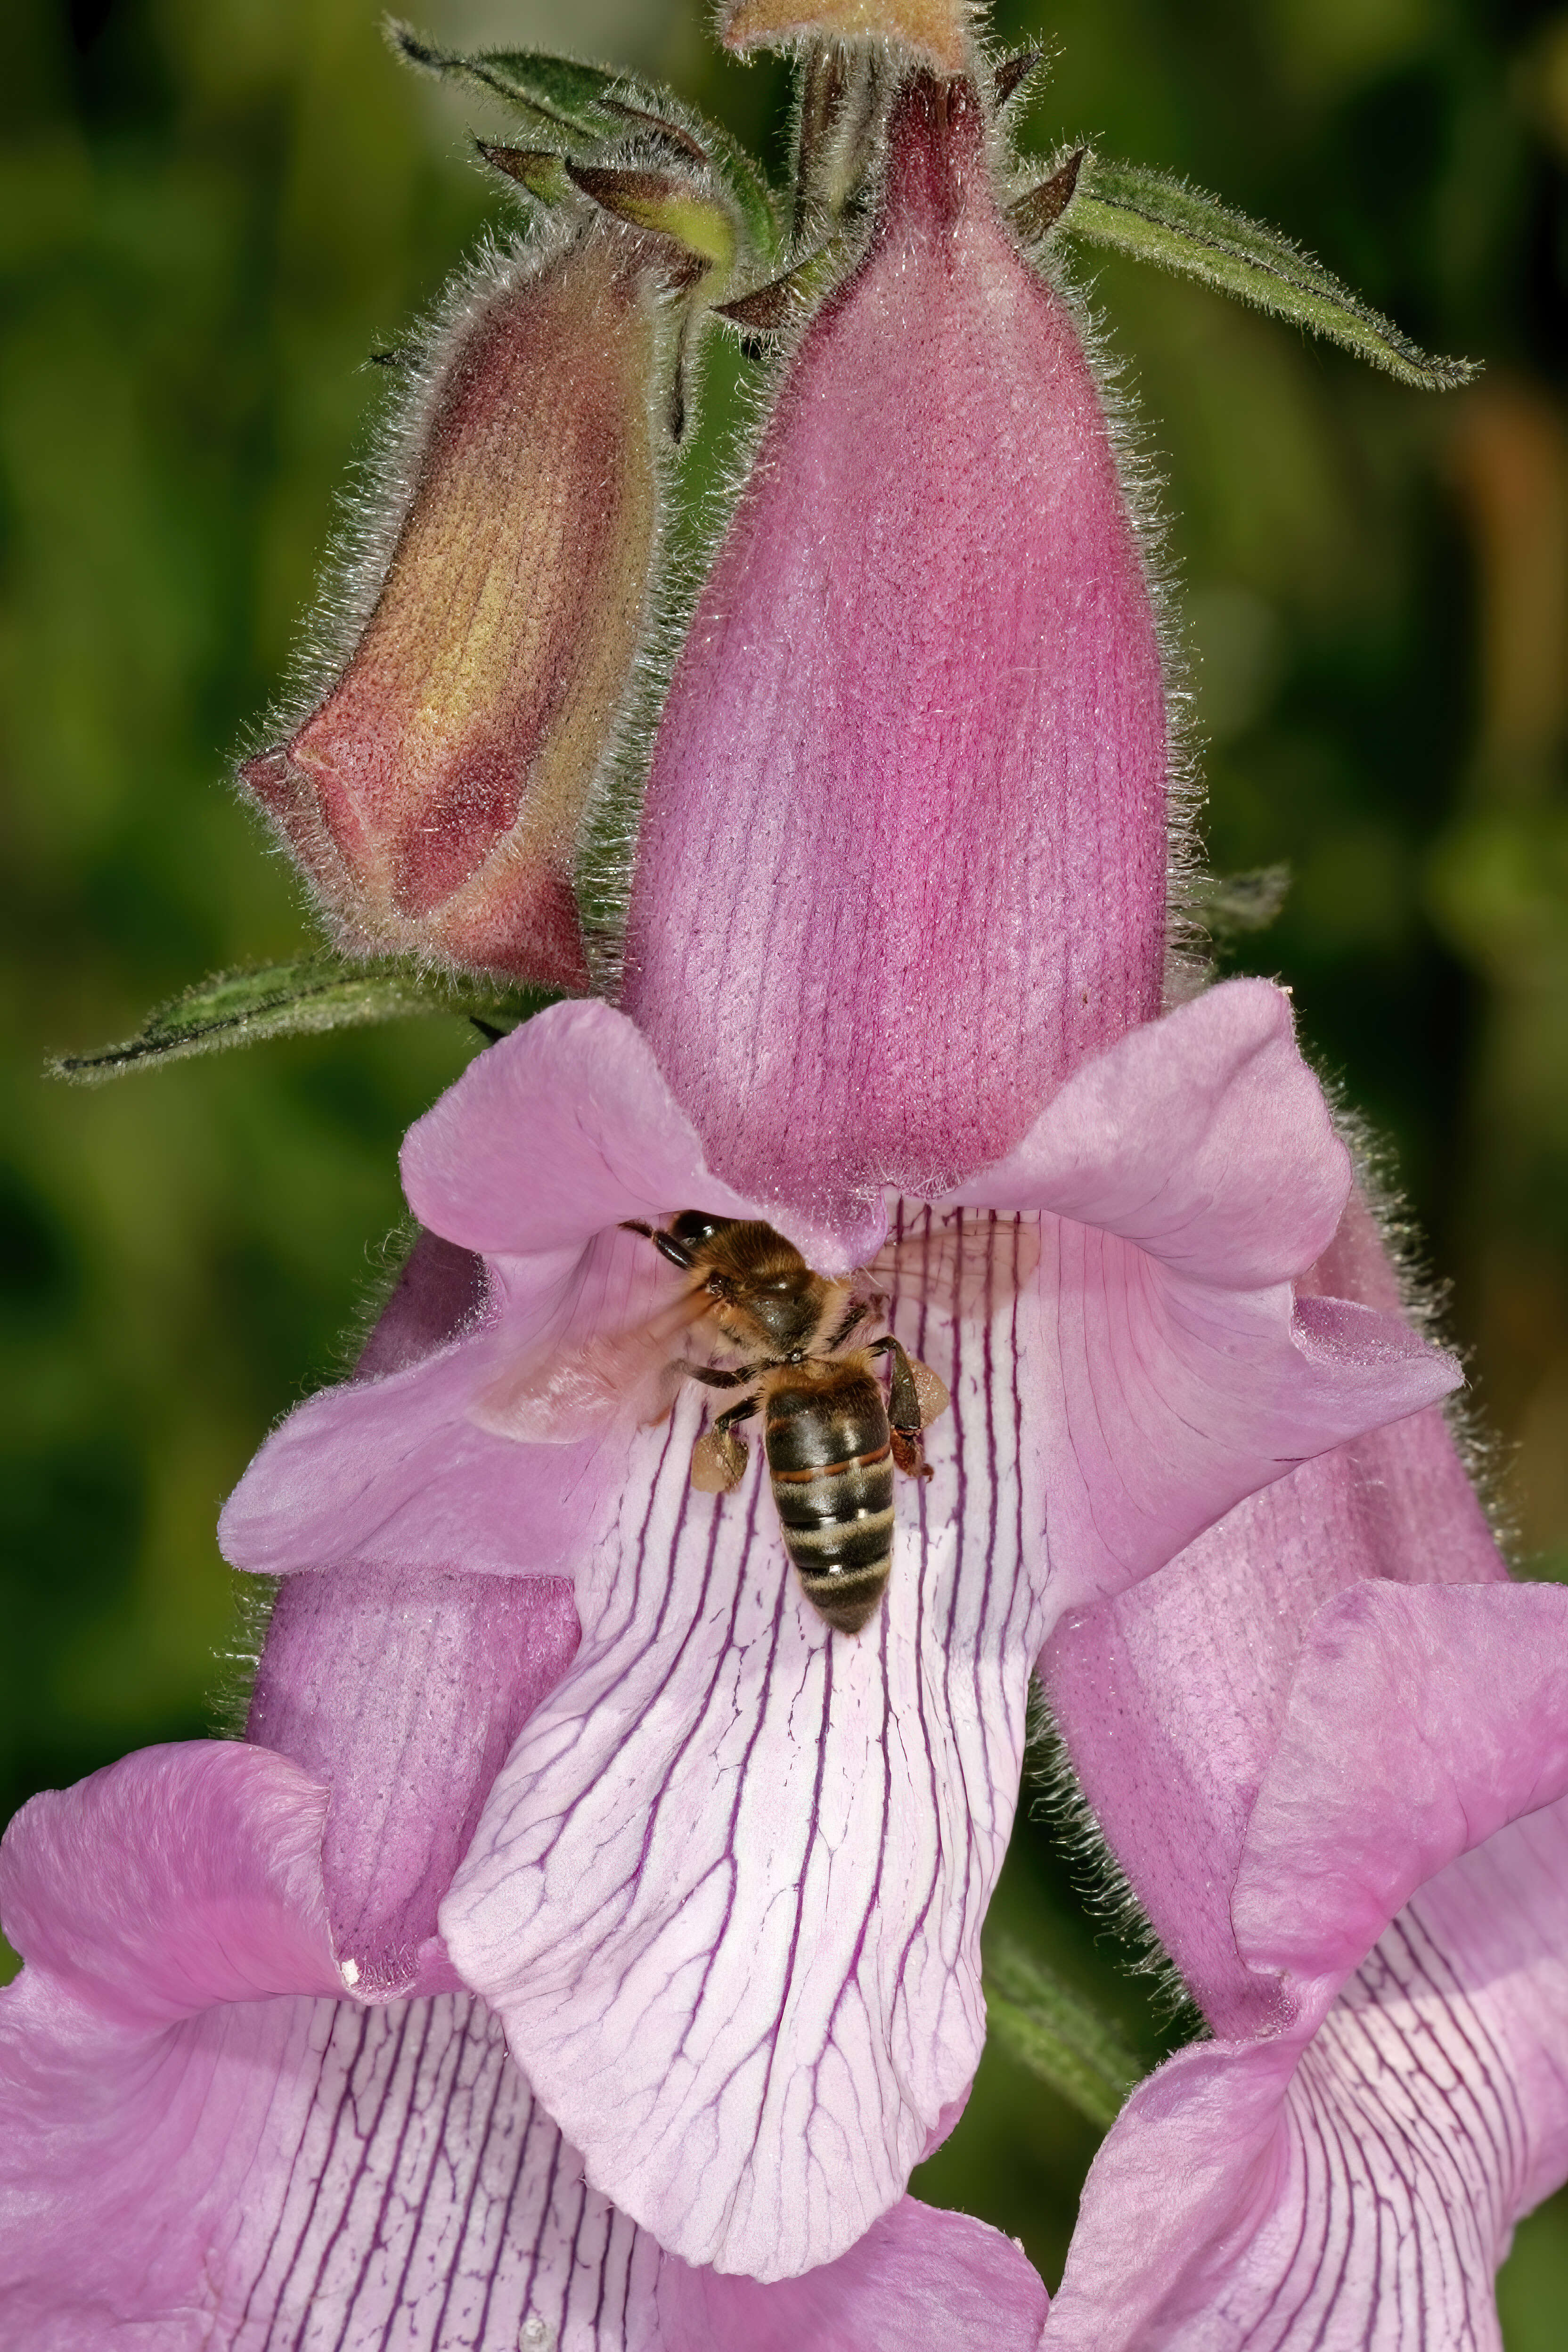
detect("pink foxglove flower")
[210,63,1458,2294]
[0,42,1465,2352]
[1043,1194,1568,2350]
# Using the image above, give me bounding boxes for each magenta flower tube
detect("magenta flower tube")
[622,69,1168,1232]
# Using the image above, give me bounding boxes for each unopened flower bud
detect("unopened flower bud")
[723,0,973,74]
[244,220,676,990]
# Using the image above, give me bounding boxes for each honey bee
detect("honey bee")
[613,1213,949,1634]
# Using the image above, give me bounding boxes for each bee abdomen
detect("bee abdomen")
[765,1372,894,1635]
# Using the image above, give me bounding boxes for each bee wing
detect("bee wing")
[858,1215,1041,1324]
[472,1290,709,1444]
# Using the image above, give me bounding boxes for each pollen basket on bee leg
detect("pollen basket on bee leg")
[691,1424,750,1492]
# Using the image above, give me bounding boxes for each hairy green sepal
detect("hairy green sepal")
[390,21,780,265]
[1030,153,1476,392]
[50,956,549,1083]
[983,1936,1145,2130]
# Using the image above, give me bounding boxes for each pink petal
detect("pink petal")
[400,997,869,1270]
[1,1747,1043,2347]
[657,2194,1049,2348]
[441,1212,1047,2282]
[948,976,1348,1284]
[1043,1207,1490,2034]
[247,1565,580,1998]
[621,72,1166,1234]
[0,1743,654,2346]
[952,983,1460,1614]
[1047,1807,1568,2351]
[0,1742,342,2024]
[1234,1580,1568,1993]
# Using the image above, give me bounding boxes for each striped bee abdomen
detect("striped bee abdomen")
[764,1366,894,1636]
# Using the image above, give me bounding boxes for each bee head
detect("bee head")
[670,1211,731,1250]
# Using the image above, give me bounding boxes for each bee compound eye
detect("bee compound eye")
[670,1210,724,1246]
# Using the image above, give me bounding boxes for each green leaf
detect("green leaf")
[1036,153,1478,392]
[49,956,552,1083]
[389,21,781,265]
[983,1937,1145,2130]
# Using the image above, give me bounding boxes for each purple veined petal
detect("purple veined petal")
[656,2193,1050,2348]
[248,1565,581,2000]
[621,71,1168,1238]
[1045,1803,1568,2352]
[441,1208,1049,2283]
[1041,1192,1568,2349]
[440,1166,1452,2278]
[0,1743,1045,2349]
[0,1740,664,2348]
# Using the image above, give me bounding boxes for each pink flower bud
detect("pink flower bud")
[244,220,675,991]
[622,71,1168,1232]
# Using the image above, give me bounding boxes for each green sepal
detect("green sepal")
[476,143,573,204]
[714,238,849,333]
[49,956,553,1084]
[1027,151,1477,392]
[983,1936,1144,2130]
[566,163,737,279]
[389,21,781,265]
[993,48,1047,110]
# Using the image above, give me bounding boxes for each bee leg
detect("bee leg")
[890,1427,929,1479]
[870,1337,949,1478]
[685,1363,751,1389]
[691,1395,756,1494]
[620,1218,696,1271]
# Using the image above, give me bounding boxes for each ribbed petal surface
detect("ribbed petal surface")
[0,1745,1045,2348]
[621,71,1167,1235]
[248,1567,580,2000]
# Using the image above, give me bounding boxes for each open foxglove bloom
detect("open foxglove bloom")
[2,14,1487,2347]
[210,972,1459,2299]
[1043,1196,1568,2349]
[211,55,1460,2294]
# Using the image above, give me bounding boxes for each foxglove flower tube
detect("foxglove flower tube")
[220,983,1459,2281]
[622,67,1168,1227]
[0,1740,1048,2348]
[243,218,677,991]
[1043,1197,1568,2350]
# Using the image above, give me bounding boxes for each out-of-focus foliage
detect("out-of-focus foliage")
[3,0,1567,2326]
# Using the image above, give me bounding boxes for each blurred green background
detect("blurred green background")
[4,0,1568,2329]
